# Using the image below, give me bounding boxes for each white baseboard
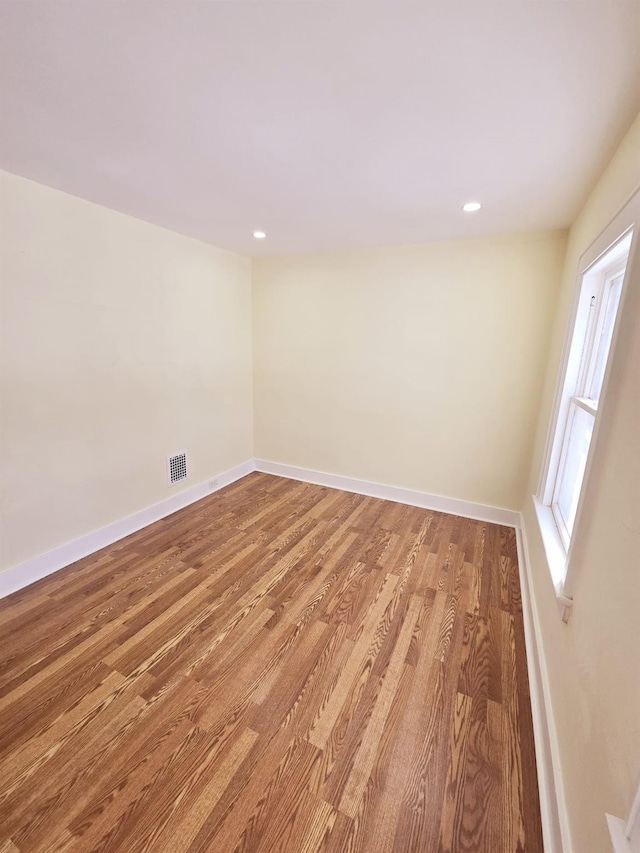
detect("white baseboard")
[517,520,570,853]
[254,459,520,528]
[0,459,256,599]
[0,458,518,600]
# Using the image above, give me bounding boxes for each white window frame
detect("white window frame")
[549,253,628,550]
[535,189,640,611]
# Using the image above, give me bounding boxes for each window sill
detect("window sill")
[533,498,572,617]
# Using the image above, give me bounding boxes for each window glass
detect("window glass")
[554,403,594,540]
[586,272,624,401]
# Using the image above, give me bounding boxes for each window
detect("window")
[538,230,632,573]
[550,256,626,548]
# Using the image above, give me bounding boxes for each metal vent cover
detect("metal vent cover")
[167,451,187,485]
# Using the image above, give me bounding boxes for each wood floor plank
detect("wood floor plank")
[306,572,399,750]
[391,601,452,852]
[2,691,148,847]
[62,717,196,851]
[193,730,318,851]
[338,593,422,818]
[0,669,126,795]
[0,474,542,852]
[458,612,490,720]
[437,691,475,851]
[0,559,191,691]
[155,727,260,853]
[229,738,324,853]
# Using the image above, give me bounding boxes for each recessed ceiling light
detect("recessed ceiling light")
[462,202,482,213]
[253,230,266,239]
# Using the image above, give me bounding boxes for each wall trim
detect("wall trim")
[607,776,640,853]
[517,519,571,852]
[607,814,632,853]
[0,459,256,599]
[254,458,520,527]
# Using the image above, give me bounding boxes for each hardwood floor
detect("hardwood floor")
[0,473,542,852]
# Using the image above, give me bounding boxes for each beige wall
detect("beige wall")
[253,232,566,511]
[523,112,640,852]
[0,170,253,574]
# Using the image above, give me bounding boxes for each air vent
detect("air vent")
[167,451,187,485]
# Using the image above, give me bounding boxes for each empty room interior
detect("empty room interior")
[1,3,640,852]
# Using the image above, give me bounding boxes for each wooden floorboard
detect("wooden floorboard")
[0,473,543,852]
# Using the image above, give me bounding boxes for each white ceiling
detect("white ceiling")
[1,2,639,257]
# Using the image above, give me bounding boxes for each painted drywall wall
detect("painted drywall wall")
[252,232,566,511]
[523,111,640,852]
[0,170,253,575]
